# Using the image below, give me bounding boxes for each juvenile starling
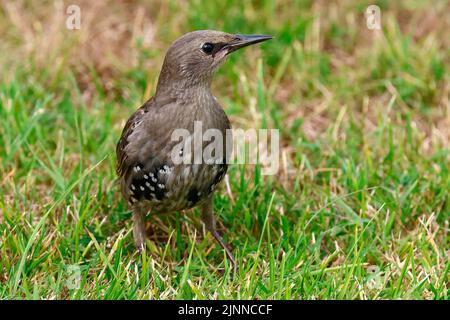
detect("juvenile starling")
[116,30,272,271]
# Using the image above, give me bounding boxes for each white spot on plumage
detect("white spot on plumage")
[157,184,165,189]
[131,184,136,190]
[140,186,145,191]
[144,174,148,179]
[145,182,151,187]
[159,165,173,175]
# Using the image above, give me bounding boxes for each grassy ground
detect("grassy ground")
[0,0,448,299]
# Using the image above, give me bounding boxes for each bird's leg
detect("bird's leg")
[200,196,237,274]
[132,207,146,254]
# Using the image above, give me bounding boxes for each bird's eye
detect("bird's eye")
[201,42,214,54]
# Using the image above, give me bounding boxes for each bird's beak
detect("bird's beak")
[225,34,273,54]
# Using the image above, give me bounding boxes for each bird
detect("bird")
[116,30,272,272]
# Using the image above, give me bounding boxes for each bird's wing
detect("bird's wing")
[116,96,180,203]
[116,101,149,179]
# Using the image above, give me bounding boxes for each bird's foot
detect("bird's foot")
[210,229,238,278]
[133,210,147,255]
[135,241,145,255]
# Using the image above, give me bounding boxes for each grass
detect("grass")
[0,0,448,299]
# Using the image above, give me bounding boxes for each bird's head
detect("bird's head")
[156,30,272,91]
